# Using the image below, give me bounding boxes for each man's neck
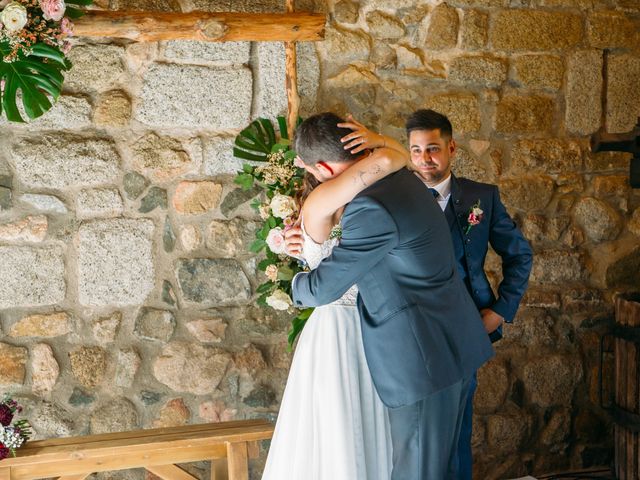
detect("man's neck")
[424,172,452,188]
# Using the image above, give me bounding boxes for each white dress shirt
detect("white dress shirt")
[419,174,452,212]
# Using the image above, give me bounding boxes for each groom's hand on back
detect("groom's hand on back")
[284,225,304,258]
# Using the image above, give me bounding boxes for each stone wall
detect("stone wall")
[0,0,638,478]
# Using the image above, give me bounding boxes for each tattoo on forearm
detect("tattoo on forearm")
[353,164,382,187]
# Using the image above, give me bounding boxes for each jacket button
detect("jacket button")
[474,289,479,295]
[466,252,471,257]
[466,238,471,244]
[458,213,464,219]
[455,199,461,205]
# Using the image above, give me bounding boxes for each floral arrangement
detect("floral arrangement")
[234,116,313,348]
[0,0,92,122]
[0,396,31,460]
[465,200,483,234]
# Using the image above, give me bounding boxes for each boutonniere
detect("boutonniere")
[465,200,484,234]
[329,224,342,240]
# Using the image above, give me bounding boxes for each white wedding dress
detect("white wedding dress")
[261,224,393,480]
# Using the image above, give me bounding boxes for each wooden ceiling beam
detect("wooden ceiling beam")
[73,10,325,43]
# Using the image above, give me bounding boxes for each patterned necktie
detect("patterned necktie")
[428,188,439,199]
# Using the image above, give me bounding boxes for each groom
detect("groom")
[290,112,495,479]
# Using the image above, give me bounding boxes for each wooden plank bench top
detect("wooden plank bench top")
[0,419,274,480]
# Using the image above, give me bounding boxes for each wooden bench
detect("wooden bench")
[0,419,274,480]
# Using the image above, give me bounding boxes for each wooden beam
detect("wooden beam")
[285,0,301,136]
[73,10,325,42]
[146,464,198,480]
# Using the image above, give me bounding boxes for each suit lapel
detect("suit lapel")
[447,174,464,233]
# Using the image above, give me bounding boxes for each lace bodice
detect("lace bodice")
[301,221,358,306]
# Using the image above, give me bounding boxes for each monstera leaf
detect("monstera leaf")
[233,116,304,162]
[0,42,71,122]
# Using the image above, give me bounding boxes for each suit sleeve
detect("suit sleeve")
[488,186,533,322]
[292,196,399,308]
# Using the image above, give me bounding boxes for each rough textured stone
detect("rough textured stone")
[593,175,629,198]
[90,398,138,434]
[20,194,67,214]
[186,318,228,343]
[202,136,240,176]
[163,217,176,252]
[366,10,405,39]
[510,140,582,174]
[220,185,261,218]
[541,408,571,446]
[449,55,507,87]
[206,219,257,257]
[123,172,149,200]
[0,186,11,210]
[139,187,168,213]
[9,312,70,338]
[173,181,223,214]
[234,344,267,374]
[255,42,287,117]
[451,147,489,182]
[162,41,250,64]
[606,53,640,133]
[530,251,585,284]
[491,10,583,51]
[140,391,162,406]
[460,9,488,50]
[199,400,237,423]
[630,208,640,237]
[77,189,124,220]
[69,387,95,407]
[0,342,27,385]
[334,0,359,23]
[135,64,252,129]
[65,45,126,92]
[588,12,639,49]
[243,384,276,407]
[179,225,202,251]
[115,348,140,387]
[11,136,120,189]
[69,346,107,388]
[606,247,640,288]
[132,133,196,182]
[573,197,622,243]
[0,246,65,308]
[134,308,176,342]
[422,94,480,133]
[321,28,370,76]
[32,343,59,395]
[424,3,459,50]
[585,151,630,172]
[512,55,563,90]
[487,413,531,453]
[566,51,603,136]
[31,401,74,437]
[475,360,509,412]
[93,90,132,127]
[522,355,582,407]
[152,398,190,428]
[27,96,92,130]
[177,258,251,306]
[0,215,47,242]
[153,342,231,395]
[498,175,554,212]
[93,312,121,344]
[162,280,177,306]
[495,95,555,133]
[78,219,155,307]
[296,41,321,115]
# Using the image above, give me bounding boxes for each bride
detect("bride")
[261,114,409,480]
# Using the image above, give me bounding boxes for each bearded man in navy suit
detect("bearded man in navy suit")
[339,109,533,479]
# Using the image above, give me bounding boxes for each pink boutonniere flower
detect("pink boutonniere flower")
[465,200,484,234]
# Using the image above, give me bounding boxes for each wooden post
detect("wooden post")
[285,0,301,137]
[225,442,248,480]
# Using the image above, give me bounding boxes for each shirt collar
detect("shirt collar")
[425,174,452,199]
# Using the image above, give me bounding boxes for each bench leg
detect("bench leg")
[226,442,248,480]
[0,467,9,480]
[211,458,229,480]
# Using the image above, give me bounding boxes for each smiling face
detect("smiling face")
[408,128,456,186]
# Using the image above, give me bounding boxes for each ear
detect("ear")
[448,138,457,157]
[294,155,305,169]
[315,161,335,177]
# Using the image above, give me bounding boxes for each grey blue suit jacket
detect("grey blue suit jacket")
[292,169,495,408]
[445,175,533,343]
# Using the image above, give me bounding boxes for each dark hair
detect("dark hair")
[293,112,360,166]
[405,109,453,140]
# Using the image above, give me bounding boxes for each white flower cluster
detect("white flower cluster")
[0,424,25,449]
[0,2,27,33]
[255,151,298,186]
[266,289,293,311]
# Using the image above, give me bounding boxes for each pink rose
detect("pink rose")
[60,16,72,36]
[265,227,287,255]
[39,0,66,21]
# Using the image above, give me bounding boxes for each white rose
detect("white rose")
[258,204,271,220]
[265,227,287,255]
[265,264,278,282]
[266,289,293,311]
[270,194,297,219]
[1,2,28,33]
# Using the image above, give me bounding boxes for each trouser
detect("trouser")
[455,371,478,479]
[388,376,473,480]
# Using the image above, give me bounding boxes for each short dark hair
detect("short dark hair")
[405,109,453,140]
[293,112,360,165]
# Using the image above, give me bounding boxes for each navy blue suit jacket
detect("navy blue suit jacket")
[445,175,533,342]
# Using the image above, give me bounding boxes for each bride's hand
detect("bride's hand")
[338,114,386,154]
[284,225,304,257]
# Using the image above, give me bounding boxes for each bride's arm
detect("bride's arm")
[338,115,407,155]
[301,146,408,242]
